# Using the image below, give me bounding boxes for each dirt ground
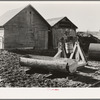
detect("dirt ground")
[0,50,100,87]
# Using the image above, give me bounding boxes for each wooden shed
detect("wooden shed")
[0,4,50,49]
[47,17,78,49]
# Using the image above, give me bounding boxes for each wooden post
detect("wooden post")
[70,42,87,63]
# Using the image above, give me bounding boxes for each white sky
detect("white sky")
[0,1,100,31]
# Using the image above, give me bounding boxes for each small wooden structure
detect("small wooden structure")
[47,17,78,49]
[54,41,87,63]
[0,5,50,49]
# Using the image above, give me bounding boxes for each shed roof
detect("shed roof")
[46,16,78,29]
[77,31,100,42]
[0,4,50,27]
[88,31,100,40]
[0,6,25,26]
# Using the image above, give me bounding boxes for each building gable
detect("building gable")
[47,16,78,29]
[3,5,50,49]
[0,4,50,28]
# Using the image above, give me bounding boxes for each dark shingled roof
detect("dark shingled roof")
[46,16,78,28]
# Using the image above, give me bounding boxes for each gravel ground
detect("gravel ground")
[0,50,100,87]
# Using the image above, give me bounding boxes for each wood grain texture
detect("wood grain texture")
[3,5,49,49]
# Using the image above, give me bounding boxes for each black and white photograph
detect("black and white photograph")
[0,1,100,89]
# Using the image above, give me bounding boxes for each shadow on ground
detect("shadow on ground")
[78,67,98,73]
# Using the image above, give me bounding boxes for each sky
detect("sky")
[0,1,100,31]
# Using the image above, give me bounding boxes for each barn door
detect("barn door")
[48,30,53,49]
[0,36,3,49]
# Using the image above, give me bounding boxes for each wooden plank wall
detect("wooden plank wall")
[4,6,49,49]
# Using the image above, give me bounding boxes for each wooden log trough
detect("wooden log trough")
[20,55,86,73]
[20,41,87,74]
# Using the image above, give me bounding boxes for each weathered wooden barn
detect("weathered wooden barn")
[0,4,51,49]
[47,17,78,49]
